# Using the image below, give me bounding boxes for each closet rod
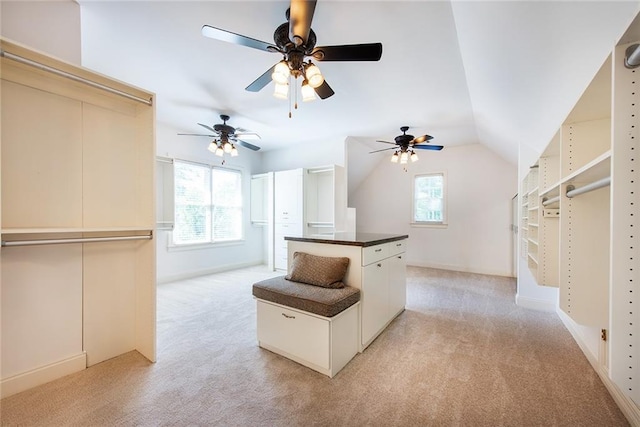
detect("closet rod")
[566,176,611,199]
[1,234,152,247]
[625,44,640,69]
[0,49,153,106]
[542,195,560,206]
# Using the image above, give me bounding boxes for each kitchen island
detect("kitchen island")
[285,232,408,351]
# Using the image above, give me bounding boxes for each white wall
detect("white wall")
[155,122,265,283]
[351,143,516,277]
[1,1,81,64]
[259,137,345,173]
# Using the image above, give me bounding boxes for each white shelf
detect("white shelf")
[529,223,539,227]
[527,253,539,264]
[540,182,561,198]
[562,149,611,185]
[528,238,539,246]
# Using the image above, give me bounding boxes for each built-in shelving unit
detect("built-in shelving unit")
[522,23,640,420]
[0,40,156,398]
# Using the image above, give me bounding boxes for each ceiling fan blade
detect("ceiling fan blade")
[311,43,383,61]
[236,140,261,151]
[178,133,215,137]
[376,140,397,145]
[412,134,434,144]
[201,25,276,52]
[289,0,317,47]
[234,131,261,140]
[314,80,334,99]
[413,144,444,151]
[197,123,217,133]
[369,147,397,154]
[246,63,278,92]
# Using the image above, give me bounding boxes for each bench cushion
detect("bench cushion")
[253,276,360,318]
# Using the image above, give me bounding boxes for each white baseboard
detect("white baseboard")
[515,293,557,312]
[558,309,640,426]
[1,353,86,399]
[406,261,513,278]
[157,260,265,284]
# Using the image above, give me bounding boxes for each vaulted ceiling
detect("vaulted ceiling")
[78,1,640,165]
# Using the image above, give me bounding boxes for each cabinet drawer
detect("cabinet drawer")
[275,222,303,237]
[256,300,329,369]
[362,243,389,266]
[389,239,406,256]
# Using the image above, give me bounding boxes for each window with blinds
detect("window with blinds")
[413,173,446,224]
[174,160,242,245]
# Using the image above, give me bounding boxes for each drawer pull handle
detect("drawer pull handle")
[398,256,402,259]
[282,313,295,319]
[377,263,382,267]
[375,248,382,252]
[396,243,402,246]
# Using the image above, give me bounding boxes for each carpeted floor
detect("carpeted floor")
[0,266,629,426]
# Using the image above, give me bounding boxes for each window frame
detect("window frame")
[170,159,245,248]
[411,171,448,228]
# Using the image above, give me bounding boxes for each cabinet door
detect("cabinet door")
[274,169,303,223]
[388,253,407,318]
[362,260,389,346]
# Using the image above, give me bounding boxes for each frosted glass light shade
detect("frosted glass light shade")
[410,151,419,162]
[223,141,233,153]
[390,152,399,163]
[215,146,224,157]
[273,82,289,99]
[230,146,238,157]
[305,63,324,88]
[301,80,316,102]
[400,152,408,164]
[271,61,290,84]
[207,141,218,153]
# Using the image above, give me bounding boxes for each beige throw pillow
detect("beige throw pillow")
[285,252,350,288]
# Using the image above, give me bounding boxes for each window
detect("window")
[413,173,446,224]
[173,160,243,245]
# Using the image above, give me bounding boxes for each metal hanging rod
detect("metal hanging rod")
[625,44,640,69]
[0,49,153,106]
[566,176,611,199]
[1,234,152,247]
[542,195,561,206]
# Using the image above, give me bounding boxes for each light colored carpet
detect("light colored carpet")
[0,266,629,426]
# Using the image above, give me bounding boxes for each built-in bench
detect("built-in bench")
[252,275,360,378]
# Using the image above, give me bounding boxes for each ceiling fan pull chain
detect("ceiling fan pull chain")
[289,75,293,118]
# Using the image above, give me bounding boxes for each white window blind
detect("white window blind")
[413,173,446,224]
[174,160,242,245]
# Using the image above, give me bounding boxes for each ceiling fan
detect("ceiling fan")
[201,0,382,102]
[178,114,261,157]
[370,126,444,164]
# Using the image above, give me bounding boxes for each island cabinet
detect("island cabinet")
[286,233,408,351]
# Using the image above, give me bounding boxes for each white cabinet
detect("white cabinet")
[388,252,407,319]
[362,261,389,345]
[274,169,304,270]
[274,169,304,224]
[287,236,407,351]
[360,241,407,347]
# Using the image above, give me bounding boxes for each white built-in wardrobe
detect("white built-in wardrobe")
[520,16,640,423]
[0,40,156,398]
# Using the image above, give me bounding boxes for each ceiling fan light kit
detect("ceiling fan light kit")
[201,0,382,117]
[179,114,261,160]
[372,126,444,166]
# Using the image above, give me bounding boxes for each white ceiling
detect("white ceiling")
[78,1,640,165]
